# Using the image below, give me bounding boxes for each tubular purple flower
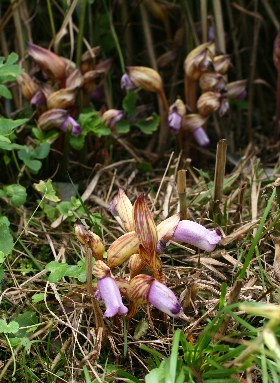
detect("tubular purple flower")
[60,116,82,136]
[168,111,182,134]
[148,280,182,317]
[192,127,210,147]
[172,220,221,252]
[95,276,128,318]
[121,73,136,90]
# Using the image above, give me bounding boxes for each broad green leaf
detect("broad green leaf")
[0,217,14,255]
[0,319,19,334]
[0,141,24,150]
[6,52,19,65]
[0,64,22,81]
[91,123,111,137]
[4,184,27,206]
[22,158,42,173]
[0,118,28,135]
[13,311,38,337]
[0,251,5,264]
[32,142,50,159]
[32,293,45,303]
[135,113,160,135]
[0,135,11,143]
[34,180,60,202]
[0,84,12,99]
[57,201,73,215]
[116,119,130,134]
[45,261,68,282]
[69,134,85,151]
[122,92,137,115]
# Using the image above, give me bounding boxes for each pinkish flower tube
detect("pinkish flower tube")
[95,276,128,318]
[60,116,82,135]
[121,73,136,90]
[192,127,210,147]
[168,111,182,134]
[172,220,221,252]
[148,280,182,317]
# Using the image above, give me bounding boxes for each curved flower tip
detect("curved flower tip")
[96,276,128,318]
[148,280,182,317]
[172,220,221,252]
[168,111,182,134]
[27,42,66,80]
[102,109,124,128]
[60,116,82,135]
[121,73,136,91]
[192,127,210,147]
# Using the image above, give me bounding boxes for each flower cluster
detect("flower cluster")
[179,41,247,146]
[119,46,246,148]
[18,43,111,136]
[75,189,221,320]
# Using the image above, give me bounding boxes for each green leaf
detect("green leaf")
[13,311,38,337]
[91,123,111,138]
[34,179,60,202]
[116,119,130,134]
[0,251,5,264]
[32,142,50,159]
[31,293,45,303]
[22,158,42,173]
[0,135,11,143]
[0,217,14,255]
[0,141,24,151]
[0,319,19,334]
[122,92,137,115]
[57,201,73,215]
[6,52,19,65]
[69,134,85,151]
[4,184,27,206]
[0,84,12,99]
[135,113,160,135]
[0,118,28,136]
[45,261,69,283]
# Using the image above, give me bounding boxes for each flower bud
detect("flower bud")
[37,109,68,131]
[172,220,221,252]
[18,72,39,100]
[27,42,66,80]
[101,109,124,128]
[94,260,128,318]
[46,88,77,110]
[218,97,230,116]
[66,68,84,89]
[128,253,147,279]
[227,80,247,100]
[107,231,139,269]
[181,114,208,133]
[81,46,101,73]
[125,66,163,93]
[133,195,158,255]
[213,54,231,74]
[168,99,186,134]
[199,72,226,92]
[74,223,104,260]
[93,259,110,279]
[184,42,215,80]
[108,189,134,232]
[197,91,221,116]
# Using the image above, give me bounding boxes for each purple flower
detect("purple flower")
[30,90,46,107]
[168,111,182,134]
[192,127,210,147]
[148,280,182,317]
[172,220,221,252]
[60,116,82,135]
[121,73,136,90]
[95,276,128,318]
